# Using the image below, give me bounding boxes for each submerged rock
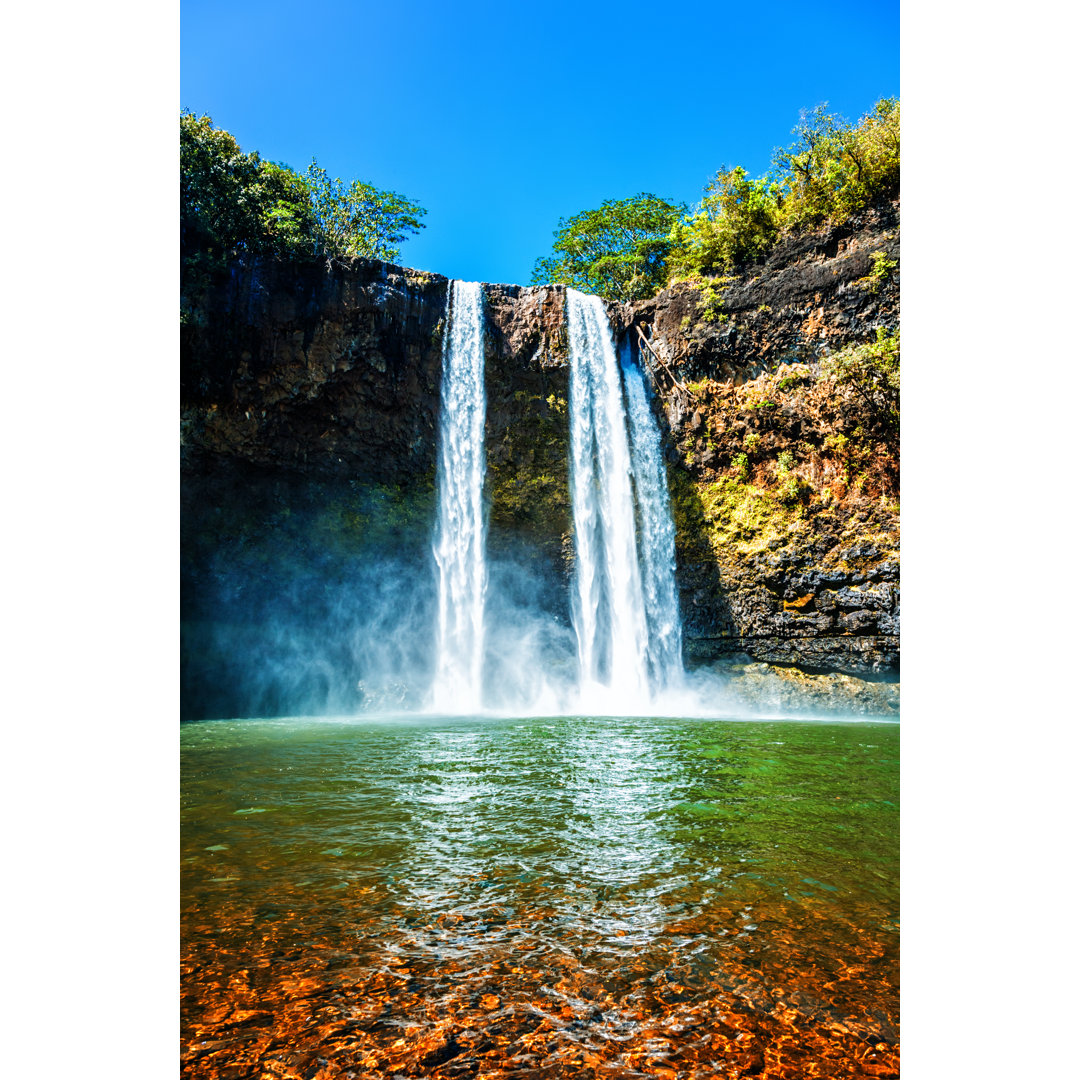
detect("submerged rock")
[713,658,899,717]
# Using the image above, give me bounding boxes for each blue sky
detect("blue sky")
[181,0,898,285]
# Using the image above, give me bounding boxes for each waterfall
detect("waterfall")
[567,289,683,710]
[432,281,487,712]
[621,340,684,690]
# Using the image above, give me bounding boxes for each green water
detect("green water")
[183,714,897,905]
[181,714,899,1077]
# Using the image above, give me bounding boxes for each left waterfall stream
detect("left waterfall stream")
[431,280,487,713]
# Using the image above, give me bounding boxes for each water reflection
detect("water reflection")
[181,716,898,1079]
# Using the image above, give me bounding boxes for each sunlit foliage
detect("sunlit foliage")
[304,160,426,262]
[826,327,900,434]
[180,112,426,299]
[773,98,900,229]
[530,194,686,302]
[181,111,318,291]
[531,98,900,296]
[667,167,782,280]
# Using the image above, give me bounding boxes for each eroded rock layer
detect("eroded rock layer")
[182,206,899,717]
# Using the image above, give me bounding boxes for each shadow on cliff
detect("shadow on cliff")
[617,330,740,672]
[181,461,440,720]
[181,547,439,721]
[181,458,582,720]
[666,465,741,668]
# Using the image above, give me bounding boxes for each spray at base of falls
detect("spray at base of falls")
[431,281,487,712]
[567,289,684,713]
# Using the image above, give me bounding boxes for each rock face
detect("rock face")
[621,201,899,385]
[182,262,574,544]
[181,205,899,717]
[619,201,899,675]
[182,257,448,482]
[480,283,572,565]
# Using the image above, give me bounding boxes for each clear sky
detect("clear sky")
[181,0,899,286]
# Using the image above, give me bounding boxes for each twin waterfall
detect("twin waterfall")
[431,283,682,714]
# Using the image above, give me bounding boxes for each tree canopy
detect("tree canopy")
[666,167,782,281]
[303,161,426,262]
[530,98,899,301]
[530,194,686,303]
[180,112,427,297]
[181,111,316,278]
[773,97,900,229]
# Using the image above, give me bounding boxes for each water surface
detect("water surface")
[181,714,898,1078]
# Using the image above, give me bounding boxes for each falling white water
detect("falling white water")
[432,281,487,712]
[568,289,657,711]
[622,341,684,691]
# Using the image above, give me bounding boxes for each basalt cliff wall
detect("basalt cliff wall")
[181,203,898,718]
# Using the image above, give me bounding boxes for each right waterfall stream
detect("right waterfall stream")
[567,288,683,712]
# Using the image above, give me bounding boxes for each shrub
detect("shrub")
[773,98,900,228]
[860,250,899,294]
[826,327,900,433]
[667,167,782,278]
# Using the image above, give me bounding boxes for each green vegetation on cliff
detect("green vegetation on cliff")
[667,342,900,589]
[487,391,571,558]
[531,98,899,300]
[667,167,782,281]
[825,328,899,437]
[181,112,316,284]
[530,194,686,303]
[679,350,899,505]
[302,160,426,261]
[181,112,426,303]
[670,468,809,560]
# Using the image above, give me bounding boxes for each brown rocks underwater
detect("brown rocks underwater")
[181,202,899,719]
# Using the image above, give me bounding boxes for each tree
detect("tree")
[531,193,685,303]
[305,160,426,261]
[181,112,428,292]
[181,111,316,292]
[666,166,782,279]
[772,98,900,227]
[662,98,900,283]
[182,111,260,264]
[249,160,319,257]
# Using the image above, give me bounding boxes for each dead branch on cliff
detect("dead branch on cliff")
[634,324,699,406]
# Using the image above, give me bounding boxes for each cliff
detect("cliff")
[181,204,898,718]
[621,201,899,675]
